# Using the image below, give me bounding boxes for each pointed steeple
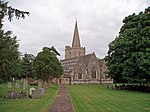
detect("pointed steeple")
[65,20,86,59]
[72,20,81,48]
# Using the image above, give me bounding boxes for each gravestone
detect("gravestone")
[38,81,42,88]
[29,87,36,95]
[32,89,41,98]
[23,79,28,90]
[15,83,20,88]
[23,81,26,90]
[5,91,19,99]
[7,82,12,88]
[26,80,28,87]
[39,88,45,95]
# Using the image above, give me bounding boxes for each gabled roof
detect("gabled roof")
[80,53,94,67]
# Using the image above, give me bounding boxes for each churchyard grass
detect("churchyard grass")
[68,85,150,112]
[0,83,58,112]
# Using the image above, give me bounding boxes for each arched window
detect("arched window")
[91,68,97,79]
[78,70,82,79]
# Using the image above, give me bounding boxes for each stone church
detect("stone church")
[61,21,113,84]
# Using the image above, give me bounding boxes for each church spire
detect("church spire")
[72,20,81,48]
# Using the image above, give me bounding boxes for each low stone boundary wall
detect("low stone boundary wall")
[72,79,113,84]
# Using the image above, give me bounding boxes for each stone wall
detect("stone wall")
[65,46,85,59]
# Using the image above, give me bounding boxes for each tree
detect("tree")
[21,53,35,79]
[32,47,63,85]
[0,0,29,29]
[105,7,150,83]
[0,31,21,81]
[0,1,29,82]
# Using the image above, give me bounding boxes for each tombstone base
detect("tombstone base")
[31,89,42,98]
[5,91,19,99]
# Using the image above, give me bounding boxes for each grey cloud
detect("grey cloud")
[4,0,150,59]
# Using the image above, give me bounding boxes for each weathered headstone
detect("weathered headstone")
[7,82,12,88]
[38,81,42,88]
[15,83,20,88]
[32,89,41,98]
[29,87,36,95]
[25,80,28,88]
[39,88,45,95]
[23,79,28,90]
[5,91,19,99]
[23,81,26,90]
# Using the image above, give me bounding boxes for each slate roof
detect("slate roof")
[61,57,78,78]
[81,53,93,67]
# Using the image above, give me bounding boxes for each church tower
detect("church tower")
[65,21,85,59]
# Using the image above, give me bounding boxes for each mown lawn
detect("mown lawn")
[0,83,58,112]
[68,85,150,112]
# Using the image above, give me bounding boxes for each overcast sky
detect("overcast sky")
[3,0,150,59]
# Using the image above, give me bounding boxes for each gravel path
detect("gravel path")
[48,85,74,112]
